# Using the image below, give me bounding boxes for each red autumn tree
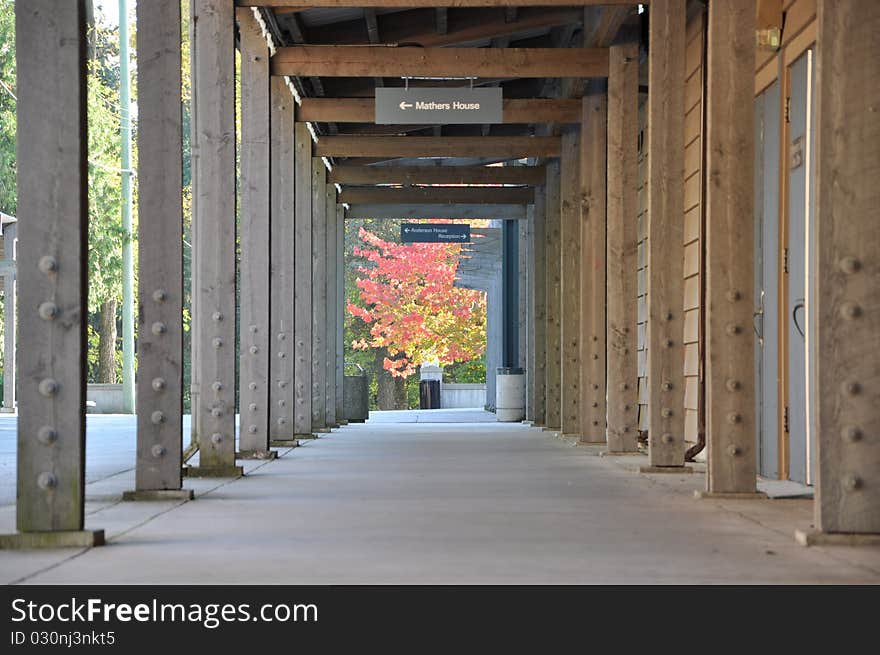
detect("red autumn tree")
[348,225,487,378]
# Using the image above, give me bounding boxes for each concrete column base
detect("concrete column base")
[577,438,605,446]
[269,439,299,448]
[312,427,332,433]
[602,450,643,456]
[295,433,320,439]
[236,450,278,460]
[0,529,105,549]
[183,465,244,478]
[541,427,560,434]
[337,420,349,425]
[693,490,768,499]
[641,465,695,474]
[795,530,880,547]
[122,489,194,501]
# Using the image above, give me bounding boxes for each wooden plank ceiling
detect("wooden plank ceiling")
[250,3,640,176]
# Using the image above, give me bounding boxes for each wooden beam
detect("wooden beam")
[249,1,641,6]
[300,98,582,124]
[134,0,187,489]
[704,0,757,494]
[294,122,313,437]
[316,136,560,158]
[544,161,562,430]
[339,187,534,205]
[311,158,328,431]
[579,89,607,445]
[237,7,272,458]
[605,42,639,453]
[191,0,238,474]
[13,0,90,534]
[528,186,547,425]
[269,78,296,443]
[344,203,527,220]
[560,130,581,437]
[330,164,546,186]
[271,46,609,79]
[646,0,686,470]
[813,0,880,535]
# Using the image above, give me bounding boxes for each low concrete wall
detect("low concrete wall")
[86,383,127,414]
[441,383,486,409]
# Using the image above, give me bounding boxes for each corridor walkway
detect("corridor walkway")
[1,413,878,584]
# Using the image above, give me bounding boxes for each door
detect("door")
[755,80,781,478]
[786,49,816,485]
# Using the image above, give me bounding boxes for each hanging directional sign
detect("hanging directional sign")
[376,87,503,125]
[400,223,471,243]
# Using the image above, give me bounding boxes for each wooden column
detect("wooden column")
[702,0,758,494]
[528,187,547,425]
[237,7,273,459]
[560,131,581,437]
[325,181,338,428]
[336,204,346,423]
[294,122,314,437]
[126,0,190,499]
[645,0,687,471]
[269,80,296,445]
[311,158,328,432]
[188,0,240,477]
[580,89,607,444]
[543,160,562,430]
[3,1,102,547]
[605,41,640,453]
[805,0,880,539]
[2,222,16,413]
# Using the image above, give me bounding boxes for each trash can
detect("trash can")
[343,362,369,423]
[496,367,525,422]
[419,379,441,409]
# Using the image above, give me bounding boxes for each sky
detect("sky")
[94,0,122,27]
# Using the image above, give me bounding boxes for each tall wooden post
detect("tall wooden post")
[800,0,880,542]
[125,0,191,500]
[560,131,581,437]
[528,186,547,426]
[543,161,562,431]
[702,0,759,495]
[325,181,338,428]
[311,158,328,432]
[336,204,346,424]
[606,42,640,453]
[269,80,296,446]
[644,0,688,472]
[188,0,240,478]
[2,0,103,547]
[237,8,274,459]
[580,89,607,444]
[294,123,314,438]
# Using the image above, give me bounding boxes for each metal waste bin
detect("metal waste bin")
[419,379,441,409]
[496,367,525,422]
[343,362,369,423]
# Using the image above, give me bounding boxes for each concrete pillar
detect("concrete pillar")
[486,264,503,412]
[560,131,581,437]
[325,182,338,428]
[236,7,273,460]
[1,1,103,547]
[520,205,532,416]
[336,204,346,424]
[800,0,880,543]
[311,158,328,432]
[644,0,688,473]
[126,0,192,499]
[701,0,759,496]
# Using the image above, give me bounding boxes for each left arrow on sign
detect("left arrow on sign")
[399,101,413,110]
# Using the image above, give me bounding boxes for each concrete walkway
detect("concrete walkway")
[1,413,878,584]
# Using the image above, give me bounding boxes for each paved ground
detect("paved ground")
[1,411,878,584]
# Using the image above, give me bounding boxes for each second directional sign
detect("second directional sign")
[401,223,471,243]
[376,87,503,125]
